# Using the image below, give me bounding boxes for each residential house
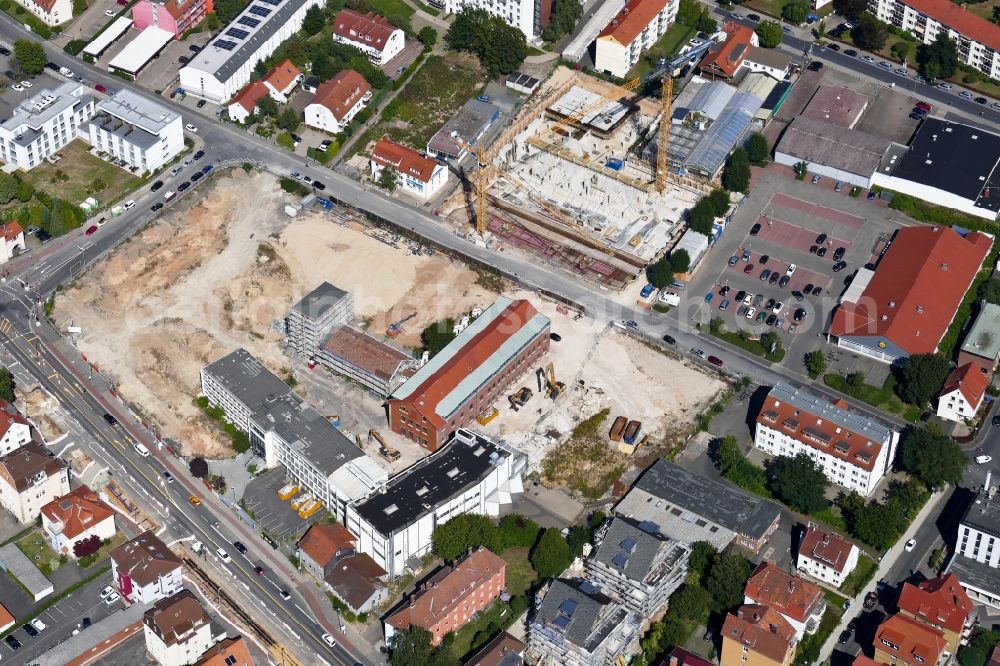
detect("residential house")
[873,613,949,666]
[304,70,371,134]
[584,516,690,618]
[384,547,505,647]
[593,0,678,78]
[0,82,95,170]
[133,0,214,38]
[226,81,269,124]
[795,523,859,588]
[195,636,255,666]
[110,530,183,605]
[465,631,526,665]
[325,551,388,613]
[14,0,71,26]
[41,485,116,557]
[331,9,405,65]
[369,138,449,201]
[937,363,989,422]
[143,590,219,666]
[665,647,714,666]
[957,303,1000,376]
[742,49,792,79]
[744,561,826,640]
[0,401,31,456]
[296,523,357,580]
[528,578,642,666]
[261,59,300,102]
[721,604,797,666]
[0,441,70,523]
[897,574,976,656]
[700,21,759,79]
[0,223,25,266]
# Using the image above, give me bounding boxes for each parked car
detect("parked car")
[6,635,20,650]
[765,314,777,326]
[817,246,827,257]
[811,285,822,296]
[750,223,761,235]
[758,268,770,282]
[745,307,756,319]
[191,172,203,182]
[719,285,731,297]
[904,538,917,551]
[30,618,45,632]
[992,414,1000,427]
[690,348,706,358]
[151,202,164,212]
[845,49,858,57]
[794,308,807,322]
[959,91,974,100]
[778,275,790,288]
[718,298,730,311]
[549,332,561,341]
[728,255,739,266]
[976,455,993,464]
[625,320,639,331]
[22,623,38,638]
[151,180,164,192]
[833,247,845,261]
[193,150,205,160]
[838,630,851,644]
[84,225,98,236]
[313,180,326,190]
[772,301,784,315]
[184,123,198,132]
[704,293,714,303]
[833,260,848,272]
[811,174,821,184]
[178,181,191,191]
[707,355,724,367]
[743,264,754,274]
[662,334,676,345]
[741,249,751,262]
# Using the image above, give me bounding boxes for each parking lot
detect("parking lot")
[241,468,315,543]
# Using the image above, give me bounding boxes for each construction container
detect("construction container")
[298,500,322,519]
[327,415,341,428]
[623,420,642,445]
[290,494,313,511]
[277,483,299,501]
[606,158,624,171]
[609,416,628,442]
[476,408,499,426]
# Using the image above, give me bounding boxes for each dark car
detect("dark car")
[735,290,746,302]
[178,181,191,191]
[811,284,823,296]
[765,314,777,326]
[833,247,845,261]
[864,591,878,610]
[312,180,326,190]
[792,290,804,301]
[151,180,164,192]
[662,334,676,345]
[743,264,754,274]
[993,414,1000,427]
[816,246,827,257]
[151,203,164,212]
[838,630,851,644]
[45,62,59,71]
[194,150,205,160]
[5,636,20,650]
[707,355,724,367]
[189,44,201,52]
[233,541,247,554]
[847,619,858,633]
[103,413,118,426]
[747,13,760,20]
[807,61,824,71]
[845,49,858,57]
[549,332,562,341]
[750,223,761,235]
[769,272,780,285]
[833,260,848,272]
[191,172,203,182]
[202,165,214,174]
[976,97,988,104]
[22,623,38,638]
[804,283,814,295]
[162,471,173,482]
[867,192,877,201]
[759,254,769,264]
[290,133,302,144]
[753,294,764,307]
[816,233,828,244]
[778,275,790,288]
[279,589,291,600]
[759,269,772,282]
[254,565,265,575]
[0,47,10,56]
[809,245,818,254]
[720,285,730,297]
[794,308,807,322]
[197,99,207,108]
[765,298,776,310]
[827,43,840,51]
[36,230,52,244]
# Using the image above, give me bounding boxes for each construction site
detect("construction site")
[440,67,713,290]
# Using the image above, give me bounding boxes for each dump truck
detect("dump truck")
[623,420,642,445]
[298,500,322,519]
[277,483,298,501]
[609,416,628,442]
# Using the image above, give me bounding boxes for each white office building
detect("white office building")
[754,382,899,497]
[0,82,95,171]
[441,0,541,38]
[179,0,323,102]
[345,429,526,579]
[87,89,183,173]
[949,475,1000,608]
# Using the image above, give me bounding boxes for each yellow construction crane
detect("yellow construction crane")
[656,76,673,194]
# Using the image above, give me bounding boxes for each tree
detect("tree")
[445,7,488,51]
[980,278,1000,304]
[833,0,867,21]
[256,95,278,118]
[390,626,434,666]
[710,435,744,476]
[769,453,830,514]
[13,40,45,77]
[496,514,541,550]
[917,33,958,80]
[418,26,438,47]
[530,528,572,579]
[901,424,967,487]
[759,330,782,355]
[708,188,731,217]
[542,0,583,42]
[420,318,456,356]
[846,370,865,390]
[312,53,336,81]
[670,249,691,274]
[695,11,717,33]
[688,198,716,234]
[190,457,208,478]
[0,367,13,404]
[302,5,325,36]
[0,173,19,205]
[755,21,783,48]
[688,541,718,576]
[476,19,528,77]
[709,317,723,335]
[722,148,751,192]
[670,583,713,622]
[805,350,826,378]
[73,534,102,558]
[704,552,752,612]
[432,514,497,561]
[277,108,300,132]
[377,166,397,192]
[897,353,950,406]
[744,133,769,163]
[781,0,811,24]
[646,256,674,289]
[851,15,889,51]
[675,0,702,26]
[891,40,913,63]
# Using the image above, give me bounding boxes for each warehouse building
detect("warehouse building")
[426,97,500,161]
[387,297,550,451]
[774,115,891,188]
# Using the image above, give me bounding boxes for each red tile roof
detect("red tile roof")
[143,590,209,647]
[798,524,857,574]
[854,657,881,666]
[0,401,28,440]
[875,614,947,666]
[323,325,413,383]
[940,362,989,410]
[263,59,300,95]
[332,9,400,53]
[312,70,370,121]
[229,81,269,113]
[2,222,23,243]
[990,645,1000,666]
[901,0,1000,52]
[0,603,13,633]
[41,485,115,541]
[296,523,356,569]
[666,647,715,666]
[597,0,671,46]
[829,227,993,356]
[897,574,974,635]
[723,604,796,664]
[27,0,58,14]
[744,561,824,624]
[196,636,255,666]
[371,138,439,184]
[700,21,755,78]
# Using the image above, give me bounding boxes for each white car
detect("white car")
[742,293,753,305]
[322,634,336,647]
[184,123,198,133]
[123,199,135,210]
[104,591,120,605]
[30,618,45,632]
[904,538,916,552]
[217,548,231,563]
[20,80,31,88]
[104,8,114,15]
[976,455,993,464]
[785,264,796,276]
[772,301,784,315]
[99,585,115,599]
[11,84,23,92]
[745,307,756,319]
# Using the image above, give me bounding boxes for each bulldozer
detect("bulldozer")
[508,387,533,411]
[544,362,565,400]
[369,429,401,462]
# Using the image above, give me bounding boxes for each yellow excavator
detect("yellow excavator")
[369,429,401,462]
[544,362,565,400]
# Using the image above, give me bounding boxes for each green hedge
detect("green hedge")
[64,39,88,55]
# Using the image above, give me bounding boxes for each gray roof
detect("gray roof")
[776,115,890,176]
[949,554,1000,598]
[1,82,89,136]
[686,81,737,121]
[289,281,349,318]
[743,48,791,72]
[961,486,1000,539]
[533,579,621,651]
[960,303,1000,361]
[203,348,295,414]
[768,382,894,444]
[89,112,161,150]
[592,517,681,583]
[427,98,499,158]
[96,88,178,135]
[684,93,761,176]
[0,543,52,599]
[633,460,781,541]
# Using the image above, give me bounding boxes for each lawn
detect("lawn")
[364,0,415,28]
[500,547,537,596]
[349,52,484,157]
[962,0,998,22]
[440,599,512,662]
[708,324,786,362]
[744,0,785,20]
[823,373,922,422]
[21,141,142,209]
[78,532,127,568]
[628,23,697,79]
[841,553,878,597]
[16,531,62,576]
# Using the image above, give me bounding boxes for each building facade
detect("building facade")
[132,0,214,38]
[331,9,405,65]
[958,303,1000,376]
[0,82,95,171]
[110,530,184,606]
[346,429,525,579]
[0,402,31,456]
[87,88,184,173]
[384,548,505,647]
[744,562,825,640]
[594,0,677,78]
[0,223,25,266]
[937,363,988,422]
[369,138,449,200]
[721,605,796,666]
[15,0,71,26]
[897,574,976,656]
[755,383,900,497]
[296,523,357,581]
[143,590,217,666]
[41,485,116,557]
[873,613,949,666]
[867,0,1000,79]
[304,70,371,134]
[795,524,859,588]
[387,297,550,451]
[261,59,300,102]
[440,0,550,39]
[0,442,70,523]
[284,282,354,357]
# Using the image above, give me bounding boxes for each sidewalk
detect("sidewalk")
[815,488,951,664]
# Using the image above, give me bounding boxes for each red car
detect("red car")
[84,225,98,236]
[708,355,724,367]
[94,83,107,94]
[743,264,754,274]
[915,101,932,112]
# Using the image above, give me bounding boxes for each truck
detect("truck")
[163,191,176,202]
[609,416,627,442]
[623,420,642,445]
[110,205,125,217]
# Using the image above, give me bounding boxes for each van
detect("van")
[163,191,176,202]
[217,548,231,563]
[133,443,150,457]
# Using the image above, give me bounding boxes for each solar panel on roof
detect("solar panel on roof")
[260,0,281,6]
[226,27,249,39]
[248,5,270,16]
[237,16,260,27]
[215,39,237,51]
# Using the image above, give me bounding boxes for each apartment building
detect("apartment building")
[721,605,797,666]
[0,441,70,523]
[594,0,677,78]
[868,0,1000,79]
[795,524,859,588]
[331,9,405,65]
[143,590,219,666]
[528,578,642,666]
[87,88,184,173]
[0,223,24,266]
[304,69,371,134]
[384,548,505,647]
[744,562,825,640]
[345,429,525,579]
[584,516,689,617]
[284,282,354,356]
[110,530,183,606]
[439,0,550,39]
[897,574,976,656]
[195,636,255,666]
[0,82,95,171]
[950,476,1000,608]
[873,614,949,666]
[0,401,31,456]
[179,0,322,102]
[754,382,900,497]
[133,0,214,38]
[41,485,116,557]
[15,0,71,26]
[369,138,449,201]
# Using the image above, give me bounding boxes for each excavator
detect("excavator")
[544,362,565,400]
[508,387,533,411]
[369,428,401,462]
[386,312,417,338]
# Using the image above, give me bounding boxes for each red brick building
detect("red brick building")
[384,547,506,647]
[387,298,550,451]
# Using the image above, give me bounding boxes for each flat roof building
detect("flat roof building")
[774,115,891,188]
[950,477,1000,610]
[593,0,677,78]
[387,297,550,451]
[108,26,174,76]
[426,98,500,161]
[800,85,869,128]
[546,85,634,136]
[0,82,95,171]
[284,282,353,357]
[958,303,1000,376]
[318,326,417,398]
[87,88,184,173]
